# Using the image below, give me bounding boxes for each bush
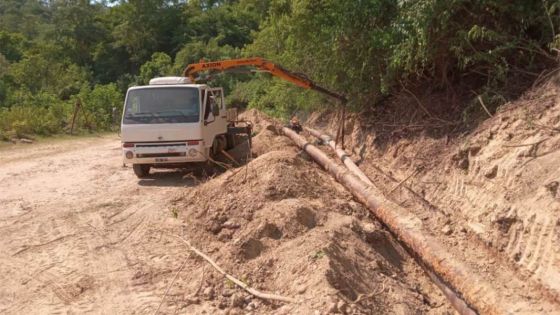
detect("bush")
[0,101,70,138]
[79,83,124,130]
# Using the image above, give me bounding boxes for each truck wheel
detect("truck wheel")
[211,136,226,158]
[132,164,151,178]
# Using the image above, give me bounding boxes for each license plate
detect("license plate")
[155,158,168,162]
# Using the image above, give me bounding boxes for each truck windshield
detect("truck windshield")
[123,87,200,124]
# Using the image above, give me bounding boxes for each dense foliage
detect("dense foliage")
[0,0,558,138]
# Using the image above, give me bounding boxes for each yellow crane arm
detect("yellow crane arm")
[182,57,347,104]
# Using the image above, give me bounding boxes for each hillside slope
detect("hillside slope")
[309,75,560,303]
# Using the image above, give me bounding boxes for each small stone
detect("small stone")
[484,165,498,179]
[230,293,244,307]
[222,220,241,229]
[208,221,222,234]
[545,181,559,198]
[296,285,307,294]
[249,301,259,309]
[441,225,453,235]
[203,287,214,299]
[361,222,376,234]
[469,145,481,156]
[222,288,234,297]
[326,302,338,314]
[457,157,469,170]
[337,300,347,314]
[218,298,228,309]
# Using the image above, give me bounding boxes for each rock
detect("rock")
[184,296,200,305]
[337,300,347,314]
[246,300,260,311]
[20,138,33,144]
[230,293,245,307]
[469,145,481,156]
[207,221,222,234]
[441,225,453,235]
[468,222,487,235]
[248,301,259,309]
[452,149,469,170]
[326,302,338,314]
[243,294,253,303]
[222,288,235,297]
[296,284,307,294]
[218,229,234,241]
[222,220,241,229]
[203,287,214,299]
[484,165,498,179]
[361,222,377,234]
[218,298,228,309]
[545,181,559,198]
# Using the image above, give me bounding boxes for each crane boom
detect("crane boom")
[182,57,347,104]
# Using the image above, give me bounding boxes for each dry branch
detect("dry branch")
[154,258,189,315]
[477,96,493,118]
[174,235,297,304]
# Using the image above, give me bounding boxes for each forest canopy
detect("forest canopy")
[0,0,558,138]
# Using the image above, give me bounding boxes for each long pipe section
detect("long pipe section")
[305,127,373,186]
[282,126,510,315]
[304,127,475,315]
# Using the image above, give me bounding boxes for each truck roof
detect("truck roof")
[150,76,191,85]
[128,84,207,90]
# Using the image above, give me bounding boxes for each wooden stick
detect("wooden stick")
[388,169,421,195]
[503,138,549,148]
[477,96,493,118]
[220,149,239,166]
[174,235,297,303]
[153,258,189,315]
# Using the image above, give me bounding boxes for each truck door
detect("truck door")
[201,88,227,151]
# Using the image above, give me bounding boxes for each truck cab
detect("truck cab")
[121,76,241,178]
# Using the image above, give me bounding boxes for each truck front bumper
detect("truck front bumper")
[122,141,207,164]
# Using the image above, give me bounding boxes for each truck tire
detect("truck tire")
[211,135,226,158]
[132,164,151,178]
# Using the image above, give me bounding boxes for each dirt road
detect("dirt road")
[0,135,192,314]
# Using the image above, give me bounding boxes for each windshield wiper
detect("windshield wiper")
[125,112,158,118]
[155,110,193,117]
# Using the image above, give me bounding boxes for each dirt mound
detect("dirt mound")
[171,119,450,314]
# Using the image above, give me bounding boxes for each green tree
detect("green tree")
[138,52,173,85]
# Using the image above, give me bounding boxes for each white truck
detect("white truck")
[120,76,251,178]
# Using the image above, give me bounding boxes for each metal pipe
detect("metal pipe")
[282,126,512,315]
[304,127,475,315]
[305,127,373,186]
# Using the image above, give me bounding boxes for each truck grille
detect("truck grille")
[135,143,186,148]
[136,152,186,158]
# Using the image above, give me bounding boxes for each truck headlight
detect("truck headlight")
[188,149,198,157]
[125,151,133,159]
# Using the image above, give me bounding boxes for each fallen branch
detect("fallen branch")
[220,150,240,166]
[388,167,422,195]
[503,138,549,148]
[353,279,386,304]
[154,257,189,315]
[174,235,297,304]
[477,96,493,118]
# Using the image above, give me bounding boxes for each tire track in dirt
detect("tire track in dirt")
[0,135,190,314]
